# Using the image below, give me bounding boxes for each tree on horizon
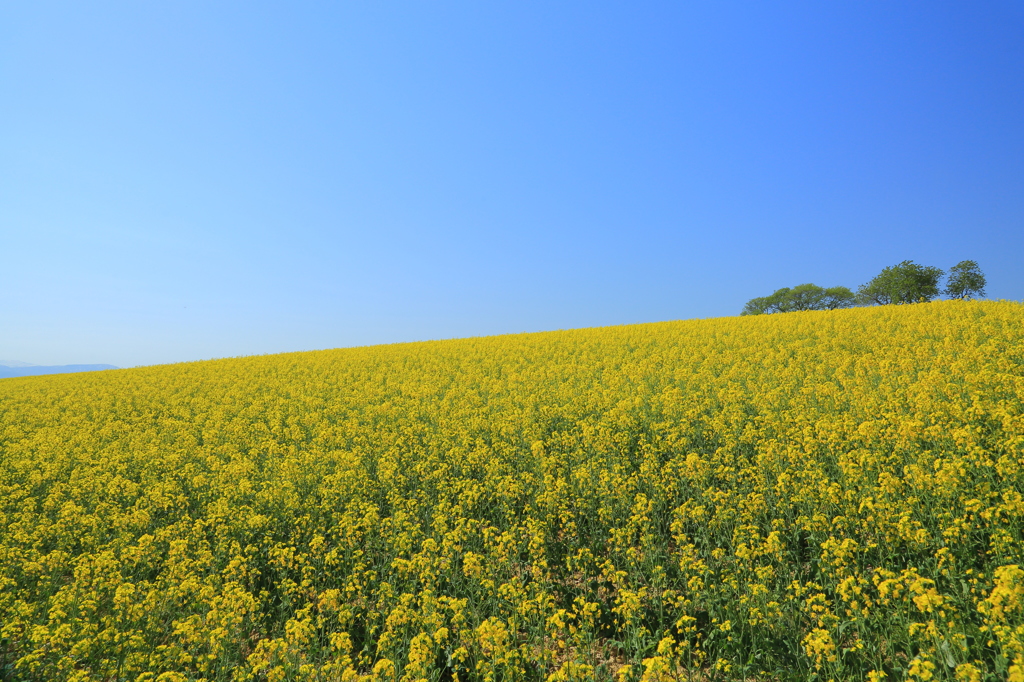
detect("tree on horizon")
[856,260,944,305]
[945,260,987,300]
[742,283,856,315]
[741,260,988,315]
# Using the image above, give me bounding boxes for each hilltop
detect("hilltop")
[1,300,1022,681]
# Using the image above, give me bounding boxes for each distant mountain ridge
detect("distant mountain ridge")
[0,364,119,379]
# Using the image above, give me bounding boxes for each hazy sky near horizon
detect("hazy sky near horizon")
[3,2,1023,368]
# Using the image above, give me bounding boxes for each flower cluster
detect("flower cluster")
[1,300,1022,680]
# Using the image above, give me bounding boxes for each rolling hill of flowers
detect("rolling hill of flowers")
[2,300,1023,681]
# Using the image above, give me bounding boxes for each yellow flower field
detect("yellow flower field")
[1,300,1023,681]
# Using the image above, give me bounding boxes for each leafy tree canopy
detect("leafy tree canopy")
[742,283,856,315]
[857,260,944,305]
[945,260,986,300]
[740,261,985,315]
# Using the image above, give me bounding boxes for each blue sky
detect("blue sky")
[2,2,1022,368]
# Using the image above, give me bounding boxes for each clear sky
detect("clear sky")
[3,2,1023,368]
